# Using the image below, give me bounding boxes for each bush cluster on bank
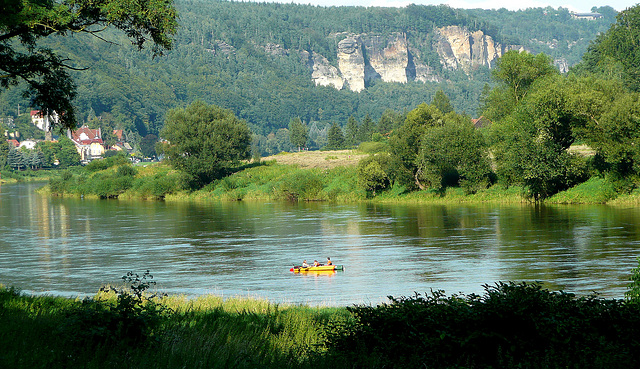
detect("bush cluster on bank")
[45,159,186,200]
[324,282,640,368]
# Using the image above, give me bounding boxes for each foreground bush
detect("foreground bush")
[323,282,640,369]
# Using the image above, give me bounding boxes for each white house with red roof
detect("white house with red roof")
[68,126,105,162]
[30,110,58,131]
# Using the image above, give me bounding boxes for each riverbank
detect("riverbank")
[3,279,640,369]
[0,168,55,184]
[0,284,343,369]
[35,149,640,205]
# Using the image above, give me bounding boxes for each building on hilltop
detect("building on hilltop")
[570,12,603,20]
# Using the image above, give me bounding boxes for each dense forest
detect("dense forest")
[0,1,617,154]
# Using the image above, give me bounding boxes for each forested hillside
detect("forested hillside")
[0,0,616,153]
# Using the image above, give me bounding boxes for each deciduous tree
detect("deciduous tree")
[160,101,251,187]
[416,117,492,194]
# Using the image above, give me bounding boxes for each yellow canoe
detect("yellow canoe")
[290,265,343,272]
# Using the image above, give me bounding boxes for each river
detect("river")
[1,181,639,306]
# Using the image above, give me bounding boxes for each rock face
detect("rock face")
[337,36,366,92]
[334,33,412,92]
[362,33,409,84]
[303,51,344,90]
[303,26,530,92]
[434,25,503,73]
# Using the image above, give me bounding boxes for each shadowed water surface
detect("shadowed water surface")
[1,182,639,306]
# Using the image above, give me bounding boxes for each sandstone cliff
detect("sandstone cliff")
[337,36,366,92]
[310,26,512,92]
[434,26,503,73]
[298,25,540,92]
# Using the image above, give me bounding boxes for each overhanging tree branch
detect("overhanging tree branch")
[0,0,178,130]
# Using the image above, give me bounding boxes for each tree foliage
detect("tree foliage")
[431,89,454,114]
[388,103,444,189]
[0,2,614,143]
[357,154,392,196]
[325,122,345,150]
[481,50,559,122]
[578,5,640,91]
[0,0,178,130]
[416,116,492,194]
[160,101,251,187]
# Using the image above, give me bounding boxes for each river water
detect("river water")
[1,182,639,306]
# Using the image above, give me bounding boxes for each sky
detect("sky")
[261,0,638,13]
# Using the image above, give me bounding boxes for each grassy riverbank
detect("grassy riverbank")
[35,149,640,205]
[3,277,640,369]
[0,168,56,184]
[0,284,345,369]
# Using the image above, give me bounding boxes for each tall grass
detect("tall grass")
[547,177,617,204]
[0,285,349,369]
[0,167,56,183]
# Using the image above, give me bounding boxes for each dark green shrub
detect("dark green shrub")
[60,271,172,351]
[323,282,640,368]
[116,164,137,177]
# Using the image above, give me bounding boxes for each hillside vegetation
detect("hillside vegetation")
[0,1,616,145]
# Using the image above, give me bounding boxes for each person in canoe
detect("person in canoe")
[326,257,332,265]
[313,260,320,267]
[302,260,310,268]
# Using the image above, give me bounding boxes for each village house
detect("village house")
[30,110,58,131]
[68,126,105,163]
[472,116,492,129]
[18,139,38,150]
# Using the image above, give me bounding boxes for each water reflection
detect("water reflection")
[0,182,639,306]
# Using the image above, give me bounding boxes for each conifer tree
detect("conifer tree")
[345,116,359,147]
[326,122,345,150]
[288,117,308,151]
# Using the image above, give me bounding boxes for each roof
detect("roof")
[71,126,103,145]
[472,116,492,129]
[113,129,123,140]
[7,139,19,147]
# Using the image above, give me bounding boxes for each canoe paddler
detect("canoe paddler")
[326,257,332,265]
[302,260,310,268]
